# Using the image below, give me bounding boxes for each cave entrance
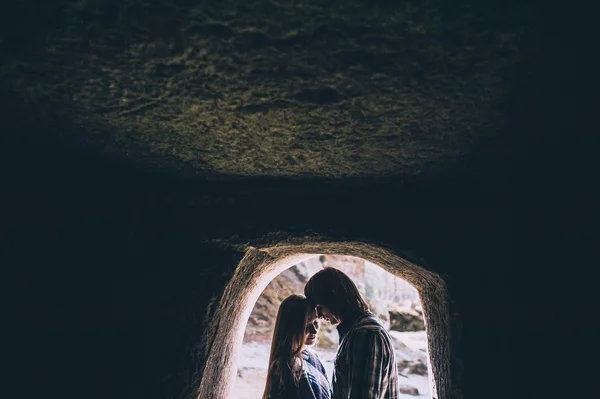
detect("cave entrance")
[235,254,433,399]
[197,242,452,399]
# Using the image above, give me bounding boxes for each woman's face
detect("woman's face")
[304,309,320,346]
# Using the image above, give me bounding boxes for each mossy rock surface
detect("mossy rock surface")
[0,0,538,179]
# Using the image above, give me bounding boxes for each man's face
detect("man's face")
[315,304,341,326]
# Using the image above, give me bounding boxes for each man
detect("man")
[305,267,399,399]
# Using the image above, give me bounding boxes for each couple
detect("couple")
[262,267,399,399]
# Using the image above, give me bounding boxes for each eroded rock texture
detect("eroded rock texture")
[1,1,548,399]
[1,0,538,179]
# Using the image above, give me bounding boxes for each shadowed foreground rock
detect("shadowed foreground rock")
[1,1,545,398]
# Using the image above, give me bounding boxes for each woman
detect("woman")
[262,294,332,399]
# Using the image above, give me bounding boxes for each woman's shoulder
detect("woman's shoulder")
[302,349,328,379]
[302,348,320,358]
[302,348,322,364]
[298,350,331,399]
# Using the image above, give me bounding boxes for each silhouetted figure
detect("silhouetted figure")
[263,295,332,399]
[305,267,399,399]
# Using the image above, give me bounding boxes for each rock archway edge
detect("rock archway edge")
[197,241,454,399]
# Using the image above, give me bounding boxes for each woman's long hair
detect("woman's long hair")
[262,294,312,399]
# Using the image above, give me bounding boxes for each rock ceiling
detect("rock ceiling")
[0,0,538,179]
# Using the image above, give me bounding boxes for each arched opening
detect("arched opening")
[197,242,453,399]
[235,254,433,398]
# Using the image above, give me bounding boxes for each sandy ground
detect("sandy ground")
[234,332,432,399]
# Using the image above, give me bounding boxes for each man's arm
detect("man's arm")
[346,329,390,399]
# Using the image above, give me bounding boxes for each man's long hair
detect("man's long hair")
[262,295,311,399]
[304,267,369,320]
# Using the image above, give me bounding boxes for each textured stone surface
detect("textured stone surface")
[0,0,538,179]
[1,3,538,399]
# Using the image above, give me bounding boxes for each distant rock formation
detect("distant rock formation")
[243,266,307,342]
[400,384,420,396]
[389,302,425,332]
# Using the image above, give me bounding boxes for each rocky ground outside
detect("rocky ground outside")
[234,331,431,399]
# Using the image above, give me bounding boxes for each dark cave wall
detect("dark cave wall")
[2,130,511,399]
